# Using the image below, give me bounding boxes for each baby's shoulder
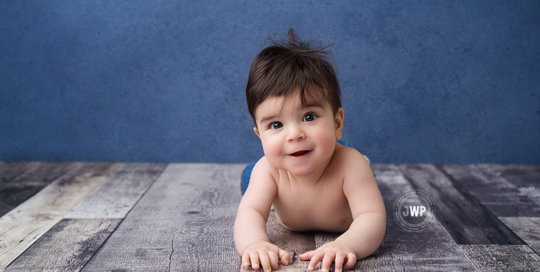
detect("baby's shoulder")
[331,144,372,177]
[253,156,279,182]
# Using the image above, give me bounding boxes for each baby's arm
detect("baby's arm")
[234,157,290,271]
[299,151,386,271]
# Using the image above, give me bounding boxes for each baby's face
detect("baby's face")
[254,93,343,176]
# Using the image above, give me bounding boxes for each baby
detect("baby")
[234,29,386,272]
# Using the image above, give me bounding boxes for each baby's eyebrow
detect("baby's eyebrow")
[259,114,278,124]
[303,103,323,109]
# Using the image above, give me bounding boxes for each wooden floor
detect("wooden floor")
[0,162,539,271]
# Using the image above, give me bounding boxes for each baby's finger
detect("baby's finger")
[334,252,346,272]
[343,253,357,270]
[258,251,271,272]
[320,251,336,272]
[242,253,250,268]
[268,250,279,270]
[278,248,290,265]
[249,252,260,270]
[298,250,314,260]
[307,251,324,271]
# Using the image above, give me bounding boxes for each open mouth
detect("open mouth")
[290,150,310,157]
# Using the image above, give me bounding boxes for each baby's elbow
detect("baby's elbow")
[367,223,385,258]
[369,212,386,250]
[377,211,387,240]
[380,210,387,230]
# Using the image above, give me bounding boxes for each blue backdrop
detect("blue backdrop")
[1,1,539,163]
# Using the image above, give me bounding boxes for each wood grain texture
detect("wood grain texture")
[342,164,475,271]
[8,163,76,184]
[401,164,524,245]
[439,164,540,217]
[66,163,167,219]
[5,219,120,272]
[460,245,540,271]
[0,162,39,183]
[0,163,121,269]
[478,164,540,207]
[83,164,245,272]
[0,163,77,217]
[0,163,537,271]
[499,217,540,255]
[517,187,540,208]
[478,164,540,188]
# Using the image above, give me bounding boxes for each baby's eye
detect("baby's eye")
[303,113,318,122]
[269,122,283,130]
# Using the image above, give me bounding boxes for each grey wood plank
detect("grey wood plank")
[0,162,40,183]
[65,163,167,219]
[0,163,78,217]
[499,217,540,255]
[439,164,540,217]
[518,186,540,208]
[460,245,540,271]
[479,164,540,188]
[5,218,121,272]
[83,164,245,272]
[266,211,316,270]
[478,164,540,207]
[0,163,121,269]
[311,164,475,271]
[364,164,476,271]
[401,164,524,245]
[8,162,76,184]
[173,164,248,272]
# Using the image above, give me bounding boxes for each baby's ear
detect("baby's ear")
[253,127,261,139]
[335,108,344,140]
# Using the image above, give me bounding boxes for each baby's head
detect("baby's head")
[246,29,342,130]
[245,29,344,174]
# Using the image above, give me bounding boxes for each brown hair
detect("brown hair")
[246,28,342,128]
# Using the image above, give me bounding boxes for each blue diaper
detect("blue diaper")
[240,140,372,195]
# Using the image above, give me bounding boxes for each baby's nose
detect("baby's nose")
[286,125,306,142]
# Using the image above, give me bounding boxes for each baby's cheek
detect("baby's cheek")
[319,133,337,151]
[262,141,284,167]
[263,139,281,156]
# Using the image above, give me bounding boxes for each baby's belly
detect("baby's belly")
[273,198,354,232]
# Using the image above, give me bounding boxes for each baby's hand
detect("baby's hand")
[242,241,290,272]
[298,241,357,272]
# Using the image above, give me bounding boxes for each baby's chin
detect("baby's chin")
[283,165,317,176]
[268,161,312,176]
